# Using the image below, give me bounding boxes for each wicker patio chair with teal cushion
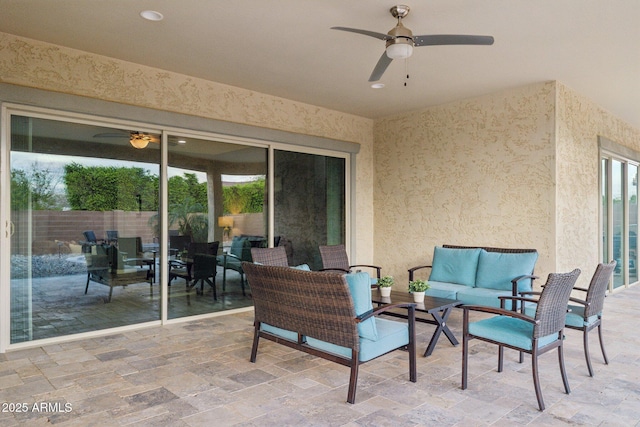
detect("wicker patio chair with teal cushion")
[462,268,581,411]
[217,236,252,295]
[522,261,616,377]
[243,263,416,404]
[319,244,381,287]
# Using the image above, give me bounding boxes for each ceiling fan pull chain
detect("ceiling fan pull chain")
[404,59,409,87]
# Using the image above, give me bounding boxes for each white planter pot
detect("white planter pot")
[412,291,425,302]
[379,287,392,297]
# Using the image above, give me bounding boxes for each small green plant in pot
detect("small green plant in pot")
[409,279,430,302]
[377,275,394,296]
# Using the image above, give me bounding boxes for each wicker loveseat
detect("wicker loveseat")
[242,262,417,404]
[408,245,539,309]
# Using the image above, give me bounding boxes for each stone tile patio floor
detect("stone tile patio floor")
[1,284,639,426]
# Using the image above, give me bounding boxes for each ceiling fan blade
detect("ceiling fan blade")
[369,52,393,82]
[331,26,391,41]
[413,34,494,47]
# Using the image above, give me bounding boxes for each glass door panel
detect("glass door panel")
[9,115,160,344]
[166,135,266,319]
[612,160,624,288]
[273,150,345,270]
[629,164,638,284]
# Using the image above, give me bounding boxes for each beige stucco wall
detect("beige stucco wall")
[0,32,375,263]
[375,81,640,290]
[374,82,557,288]
[555,82,640,285]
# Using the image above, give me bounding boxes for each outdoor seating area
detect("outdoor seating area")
[1,279,638,425]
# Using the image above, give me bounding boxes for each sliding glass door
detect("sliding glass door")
[1,107,351,349]
[273,150,346,270]
[166,135,267,319]
[8,115,161,343]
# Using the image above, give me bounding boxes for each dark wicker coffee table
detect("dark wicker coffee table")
[371,289,461,356]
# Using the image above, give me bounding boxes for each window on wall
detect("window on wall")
[601,149,639,290]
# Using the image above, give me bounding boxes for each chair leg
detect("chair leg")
[85,273,90,294]
[347,352,360,404]
[597,320,609,366]
[558,342,570,394]
[531,350,545,411]
[461,309,469,390]
[498,345,504,372]
[583,328,595,377]
[250,323,260,362]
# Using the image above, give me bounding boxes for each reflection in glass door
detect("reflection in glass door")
[9,115,161,343]
[629,164,638,284]
[273,150,346,270]
[166,135,267,319]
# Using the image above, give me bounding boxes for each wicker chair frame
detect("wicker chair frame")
[243,262,417,404]
[461,268,581,411]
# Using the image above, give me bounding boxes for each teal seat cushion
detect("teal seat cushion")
[260,323,299,341]
[307,317,408,362]
[468,316,558,350]
[456,287,513,309]
[292,264,311,271]
[424,281,467,300]
[475,250,538,292]
[345,272,378,341]
[566,305,600,328]
[217,254,243,272]
[429,247,481,287]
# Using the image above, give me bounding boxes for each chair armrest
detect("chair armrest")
[511,274,539,296]
[408,265,432,281]
[568,297,590,307]
[350,264,382,278]
[320,267,350,273]
[461,304,540,324]
[571,286,589,293]
[356,302,417,322]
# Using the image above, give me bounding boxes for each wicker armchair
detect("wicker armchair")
[523,261,616,377]
[462,268,581,411]
[250,246,289,267]
[243,262,416,404]
[319,244,381,285]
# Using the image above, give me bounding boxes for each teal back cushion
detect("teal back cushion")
[230,237,252,261]
[475,250,538,291]
[429,247,482,287]
[345,272,378,341]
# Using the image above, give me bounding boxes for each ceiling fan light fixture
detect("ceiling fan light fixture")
[386,40,413,59]
[130,133,151,149]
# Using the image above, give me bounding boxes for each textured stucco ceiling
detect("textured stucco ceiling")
[0,0,638,128]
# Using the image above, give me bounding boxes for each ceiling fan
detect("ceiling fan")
[331,4,494,82]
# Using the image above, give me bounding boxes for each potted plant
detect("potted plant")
[409,279,430,302]
[377,275,394,297]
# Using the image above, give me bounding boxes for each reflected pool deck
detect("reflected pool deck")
[1,281,639,425]
[10,267,252,343]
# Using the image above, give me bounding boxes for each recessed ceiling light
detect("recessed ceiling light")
[140,10,163,21]
[371,83,385,89]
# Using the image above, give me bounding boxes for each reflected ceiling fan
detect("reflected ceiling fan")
[331,4,494,82]
[93,131,179,149]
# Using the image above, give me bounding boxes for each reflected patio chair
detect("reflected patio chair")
[217,236,252,295]
[462,268,581,411]
[251,246,289,267]
[190,254,218,299]
[319,244,381,286]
